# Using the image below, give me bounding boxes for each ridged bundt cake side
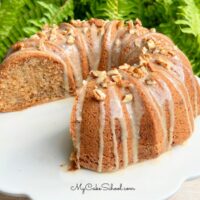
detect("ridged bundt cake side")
[70,64,200,172]
[0,18,199,172]
[0,19,199,113]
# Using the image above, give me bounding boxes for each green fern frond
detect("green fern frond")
[74,0,145,21]
[175,0,200,75]
[91,0,133,20]
[176,0,200,36]
[0,0,74,61]
[154,0,200,76]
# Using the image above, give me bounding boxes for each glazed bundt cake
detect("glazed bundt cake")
[1,18,197,112]
[70,65,200,172]
[0,19,199,172]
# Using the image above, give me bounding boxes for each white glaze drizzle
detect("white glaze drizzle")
[90,24,104,70]
[105,22,113,69]
[62,43,83,88]
[147,84,168,150]
[185,69,198,117]
[172,54,197,117]
[109,86,129,169]
[75,81,87,168]
[111,28,125,67]
[170,53,185,82]
[80,23,103,71]
[119,31,135,64]
[160,71,193,133]
[173,70,196,119]
[97,101,106,172]
[147,79,175,149]
[181,79,195,120]
[126,85,144,163]
[40,24,83,89]
[161,80,175,148]
[123,68,172,151]
[110,23,127,67]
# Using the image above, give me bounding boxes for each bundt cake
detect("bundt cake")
[0,19,199,172]
[70,65,200,172]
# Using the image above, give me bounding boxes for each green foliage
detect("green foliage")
[0,0,200,76]
[152,0,200,76]
[74,0,145,21]
[175,0,200,76]
[0,0,74,60]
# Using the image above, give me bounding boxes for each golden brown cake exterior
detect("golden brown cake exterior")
[0,18,199,113]
[0,18,199,172]
[70,62,200,172]
[0,19,156,111]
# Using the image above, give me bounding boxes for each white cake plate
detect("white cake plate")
[0,82,200,200]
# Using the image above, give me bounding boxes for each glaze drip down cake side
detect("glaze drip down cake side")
[70,65,200,172]
[0,19,199,172]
